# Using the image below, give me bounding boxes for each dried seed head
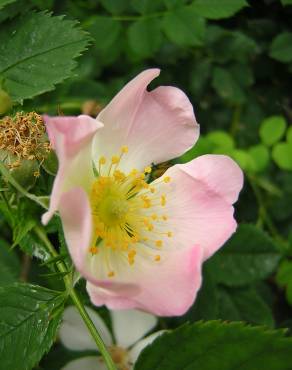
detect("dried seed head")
[0,111,51,168]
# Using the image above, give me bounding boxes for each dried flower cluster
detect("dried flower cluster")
[0,112,51,175]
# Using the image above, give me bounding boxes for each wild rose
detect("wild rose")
[60,306,163,370]
[43,69,243,316]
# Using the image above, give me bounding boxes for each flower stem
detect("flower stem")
[34,225,117,370]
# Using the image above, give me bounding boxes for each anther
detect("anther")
[163,176,171,183]
[99,156,106,165]
[121,145,128,153]
[108,271,115,278]
[154,255,161,262]
[111,156,120,164]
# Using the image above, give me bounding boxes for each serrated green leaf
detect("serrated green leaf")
[270,32,292,63]
[19,231,52,262]
[127,18,162,58]
[0,238,20,285]
[272,142,292,170]
[0,12,90,102]
[191,0,248,20]
[208,224,280,287]
[0,283,64,370]
[162,5,205,47]
[218,286,274,327]
[135,321,292,370]
[260,116,287,146]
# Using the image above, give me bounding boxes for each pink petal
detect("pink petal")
[58,187,92,269]
[162,154,244,260]
[93,69,199,172]
[42,115,103,224]
[86,245,203,317]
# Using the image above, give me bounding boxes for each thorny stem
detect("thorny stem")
[34,225,117,370]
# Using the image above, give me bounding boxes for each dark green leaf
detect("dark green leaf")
[191,0,248,20]
[212,67,245,103]
[218,286,274,327]
[0,0,17,10]
[135,321,292,370]
[0,12,90,101]
[0,238,20,285]
[270,32,292,63]
[127,18,162,58]
[88,17,122,51]
[162,5,205,46]
[208,224,281,286]
[0,283,64,370]
[281,0,292,4]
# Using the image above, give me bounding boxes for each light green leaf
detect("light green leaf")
[191,0,248,20]
[286,126,292,143]
[0,239,20,285]
[0,12,90,102]
[260,116,287,146]
[135,321,292,370]
[0,0,17,10]
[162,5,206,46]
[230,149,254,171]
[218,286,274,327]
[208,224,280,287]
[127,18,162,58]
[248,144,270,173]
[207,130,235,149]
[270,32,292,63]
[0,283,64,370]
[272,142,292,170]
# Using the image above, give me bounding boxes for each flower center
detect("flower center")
[108,345,131,370]
[89,146,173,277]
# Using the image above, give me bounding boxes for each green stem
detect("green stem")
[34,225,117,370]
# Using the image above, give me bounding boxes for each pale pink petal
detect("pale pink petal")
[93,69,199,172]
[110,309,157,348]
[166,154,243,260]
[58,187,92,269]
[129,330,166,364]
[61,357,106,370]
[59,306,112,351]
[42,115,103,224]
[86,245,203,316]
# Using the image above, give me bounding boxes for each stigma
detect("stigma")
[89,146,173,278]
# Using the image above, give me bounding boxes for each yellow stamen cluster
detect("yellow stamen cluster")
[89,146,173,278]
[0,112,51,174]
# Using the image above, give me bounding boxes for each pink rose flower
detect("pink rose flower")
[42,69,243,316]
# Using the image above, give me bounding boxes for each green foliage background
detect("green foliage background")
[1,0,292,369]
